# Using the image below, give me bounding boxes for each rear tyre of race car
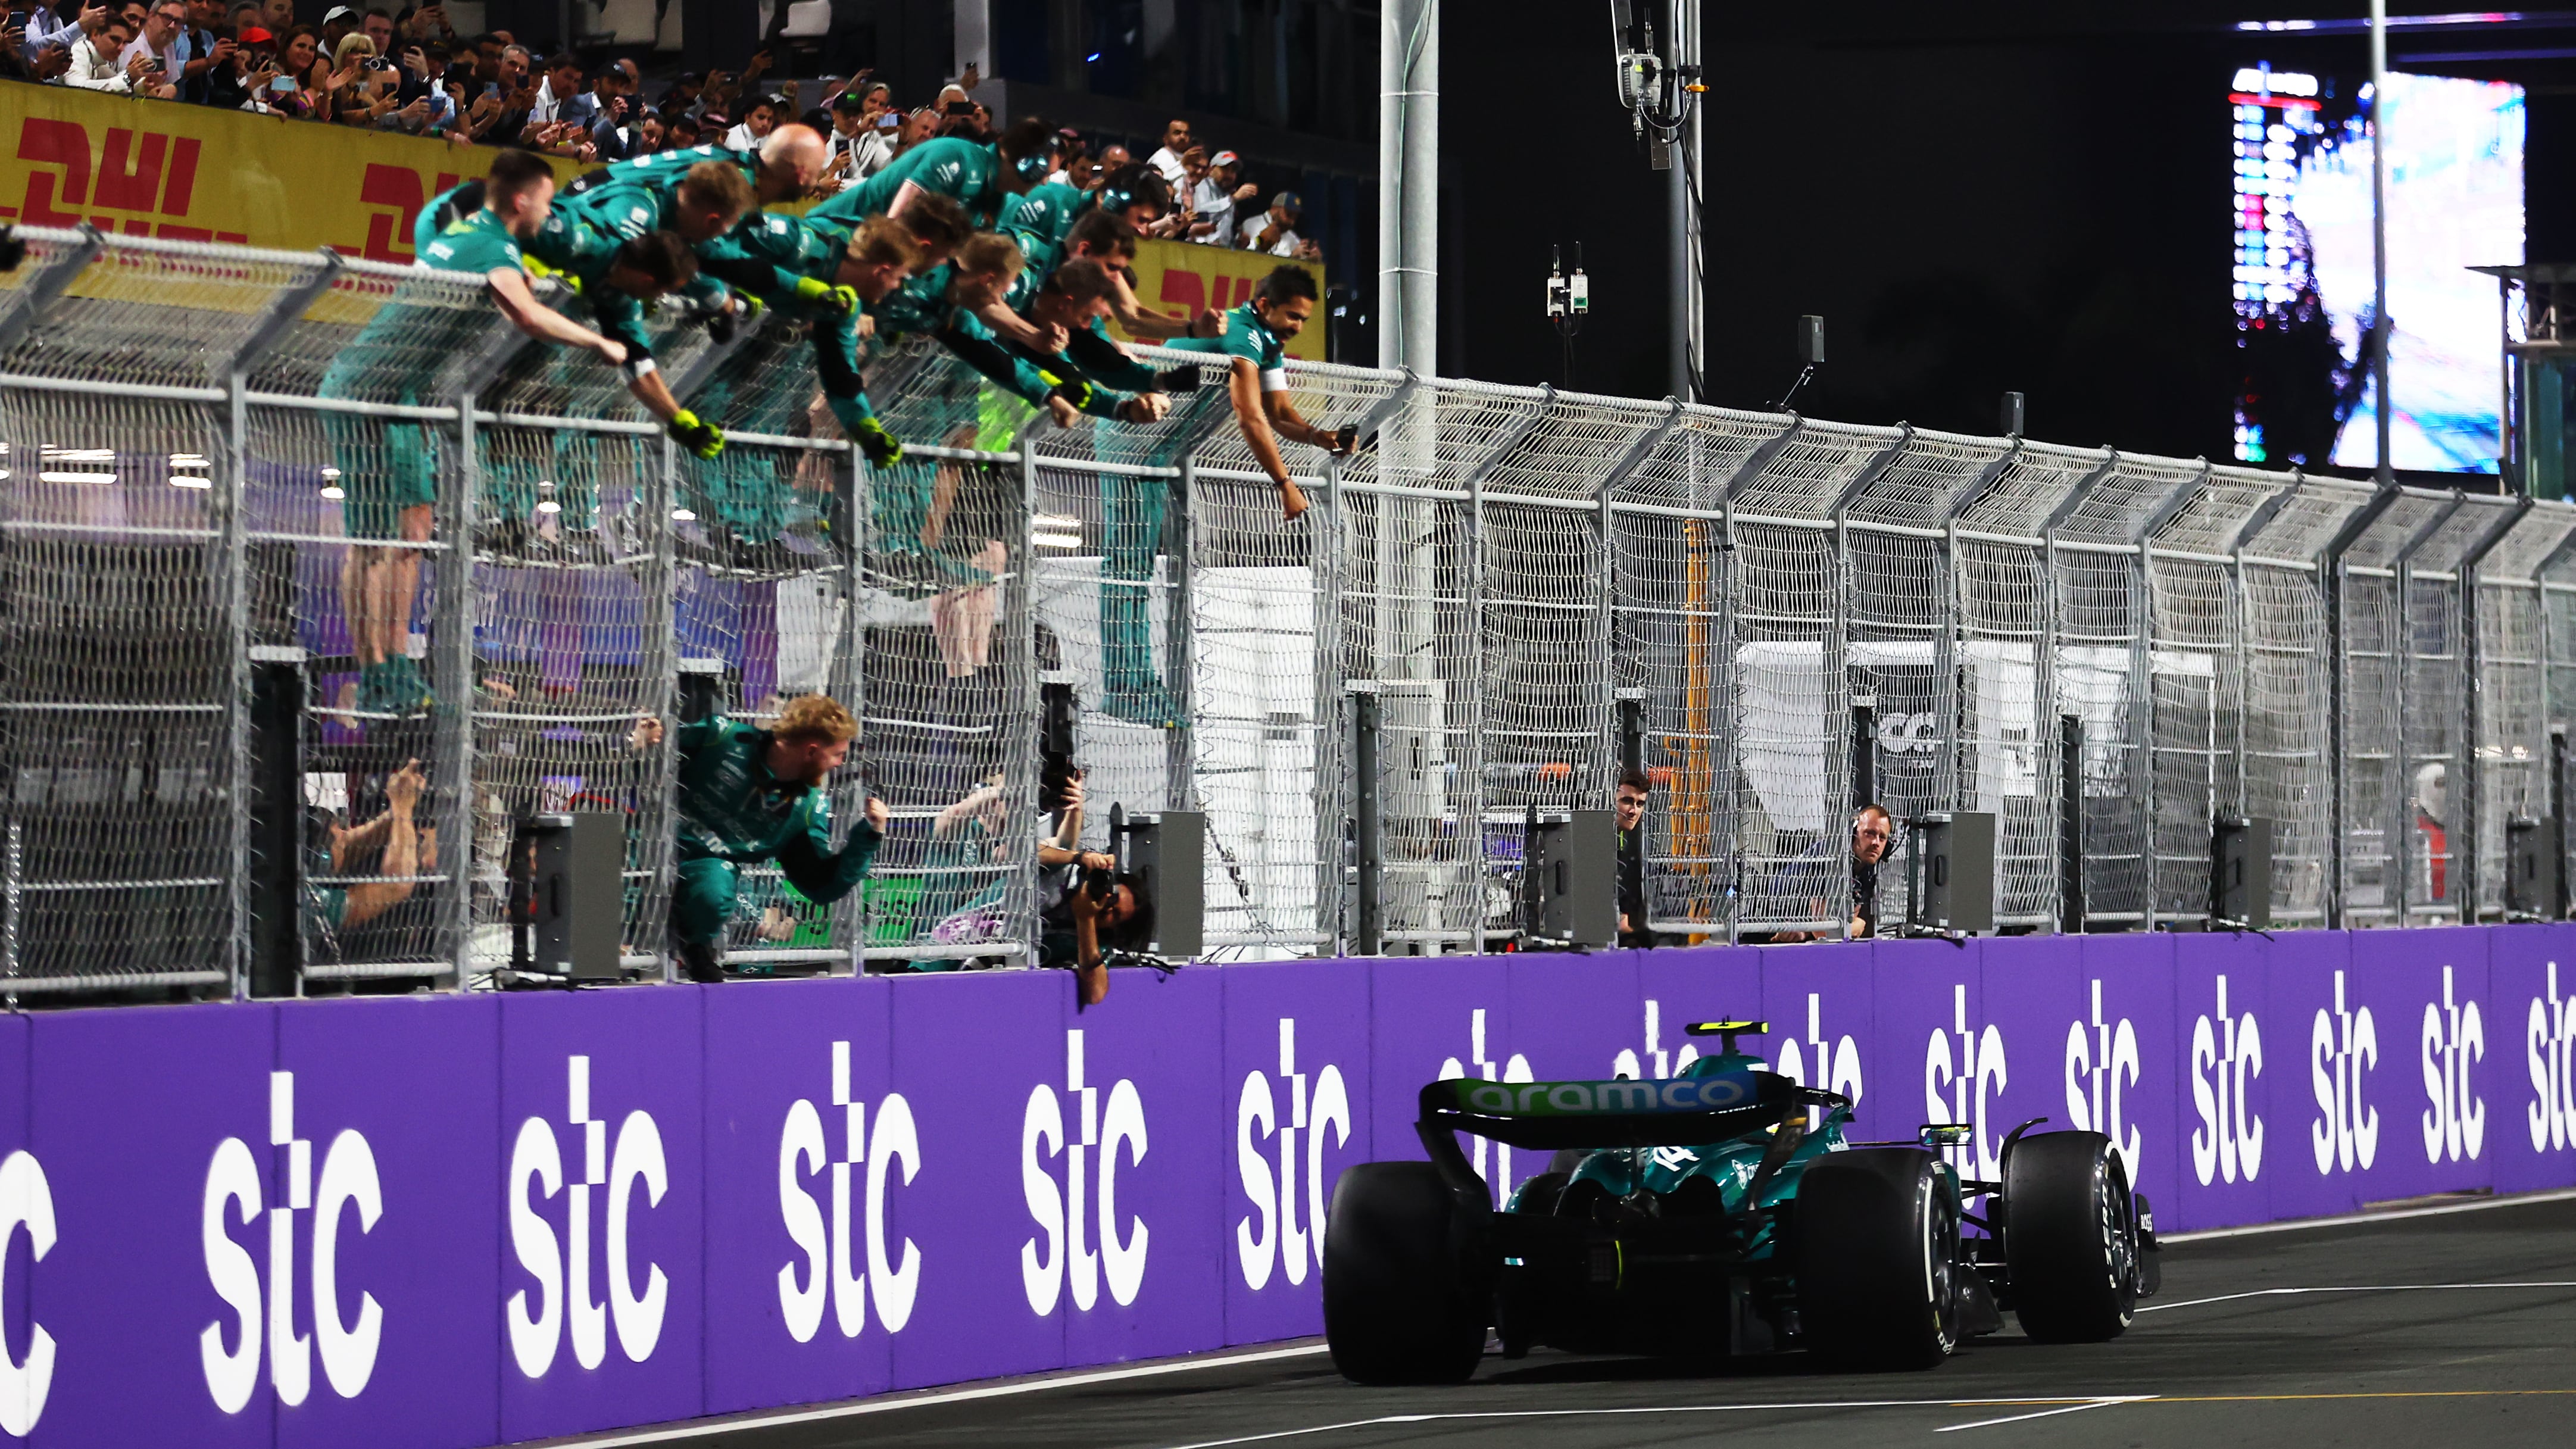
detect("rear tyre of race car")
[2002,1131,2139,1343]
[1793,1148,1960,1370]
[1323,1163,1487,1385]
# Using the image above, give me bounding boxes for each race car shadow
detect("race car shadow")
[1476,1338,2053,1386]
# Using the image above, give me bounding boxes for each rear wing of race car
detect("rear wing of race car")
[1412,1069,1853,1204]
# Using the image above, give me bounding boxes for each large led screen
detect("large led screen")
[2231,65,2524,472]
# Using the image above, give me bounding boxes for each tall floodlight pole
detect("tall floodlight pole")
[1613,2,1707,402]
[2371,0,2394,482]
[1380,0,1438,373]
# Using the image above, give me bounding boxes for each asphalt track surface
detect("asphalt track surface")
[548,1192,2576,1449]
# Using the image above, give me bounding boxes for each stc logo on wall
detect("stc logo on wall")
[2065,979,2142,1185]
[1437,1008,1532,1203]
[1925,985,2008,1181]
[2531,961,2576,1153]
[1022,1030,1148,1317]
[2420,965,2486,1165]
[0,1150,54,1436]
[776,1042,921,1343]
[1612,1000,1701,1085]
[1235,1018,1351,1292]
[1771,994,1864,1106]
[2312,969,2381,1175]
[2191,973,2266,1186]
[507,1056,671,1379]
[202,1072,382,1414]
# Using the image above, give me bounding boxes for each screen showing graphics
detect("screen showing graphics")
[2230,65,2524,472]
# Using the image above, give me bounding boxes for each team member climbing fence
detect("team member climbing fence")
[631,694,888,983]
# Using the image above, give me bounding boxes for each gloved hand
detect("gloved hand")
[1154,366,1202,394]
[666,409,725,460]
[1048,378,1095,413]
[793,276,860,317]
[852,417,904,469]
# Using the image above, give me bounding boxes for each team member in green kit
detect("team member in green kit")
[630,694,887,983]
[324,149,635,717]
[808,118,1056,227]
[1164,264,1353,520]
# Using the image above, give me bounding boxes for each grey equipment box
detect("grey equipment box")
[2507,814,2562,920]
[1114,808,1203,960]
[2212,816,2274,928]
[1910,811,1996,935]
[1528,810,1618,948]
[524,811,623,980]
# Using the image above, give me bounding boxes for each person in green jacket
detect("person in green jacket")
[630,692,888,983]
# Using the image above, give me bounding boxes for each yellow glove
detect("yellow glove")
[793,276,859,317]
[667,409,725,460]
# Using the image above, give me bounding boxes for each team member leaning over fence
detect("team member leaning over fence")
[322,148,632,716]
[1000,165,1209,345]
[563,126,832,227]
[688,211,925,479]
[630,694,888,983]
[807,119,1056,229]
[1163,264,1354,520]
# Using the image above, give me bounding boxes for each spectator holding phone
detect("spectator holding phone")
[1239,191,1323,260]
[1145,117,1191,188]
[19,0,91,62]
[64,9,144,90]
[176,0,226,101]
[1191,149,1259,246]
[216,24,279,110]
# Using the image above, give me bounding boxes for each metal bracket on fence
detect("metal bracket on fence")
[1721,414,1806,503]
[1460,383,1557,491]
[1941,436,2024,521]
[1347,369,1420,453]
[663,308,752,407]
[220,249,344,384]
[2137,458,2213,548]
[1592,396,1687,500]
[0,224,105,357]
[2043,448,2123,536]
[2226,467,2305,556]
[1831,423,1913,519]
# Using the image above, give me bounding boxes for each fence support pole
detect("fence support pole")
[1459,386,1557,953]
[1016,421,1044,968]
[2320,486,2400,928]
[2458,497,2533,922]
[2390,495,2466,925]
[1351,680,1382,956]
[2132,463,2213,930]
[1315,454,1347,953]
[2038,449,2119,932]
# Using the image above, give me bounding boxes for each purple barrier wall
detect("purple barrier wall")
[2,926,2574,1445]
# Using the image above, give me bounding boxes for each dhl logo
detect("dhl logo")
[5,115,460,263]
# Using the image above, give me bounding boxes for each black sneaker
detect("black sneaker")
[679,941,725,983]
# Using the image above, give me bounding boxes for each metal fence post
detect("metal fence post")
[1458,388,1554,952]
[834,437,867,975]
[2039,449,2120,933]
[2458,496,2533,922]
[2390,495,2466,925]
[1016,420,1044,968]
[1314,453,1347,952]
[2320,486,2399,929]
[1168,457,1198,814]
[2133,463,2212,929]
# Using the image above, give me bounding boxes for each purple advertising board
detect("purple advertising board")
[1,926,2573,1448]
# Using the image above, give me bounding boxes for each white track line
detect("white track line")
[535,1342,1331,1448]
[1161,1398,2157,1449]
[2140,1281,2576,1314]
[1934,1396,2156,1433]
[2159,1188,2576,1244]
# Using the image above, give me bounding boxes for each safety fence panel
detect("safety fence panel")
[2237,475,2378,923]
[2470,501,2576,919]
[1952,442,2105,926]
[12,228,2576,1000]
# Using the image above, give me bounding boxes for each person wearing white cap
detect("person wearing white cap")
[1189,149,1259,246]
[319,3,355,52]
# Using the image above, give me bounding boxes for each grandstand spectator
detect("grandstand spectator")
[1769,804,1893,942]
[114,0,183,97]
[398,2,452,46]
[527,50,588,126]
[360,5,389,54]
[255,0,286,34]
[1239,192,1322,260]
[327,34,407,127]
[1093,142,1132,187]
[18,0,88,62]
[318,2,352,53]
[660,68,702,111]
[271,24,327,115]
[176,0,227,102]
[630,694,887,983]
[1190,150,1258,247]
[1164,265,1350,519]
[828,83,896,186]
[1145,117,1190,188]
[588,61,637,158]
[212,26,277,110]
[722,93,776,150]
[665,111,701,148]
[64,11,148,91]
[632,108,664,155]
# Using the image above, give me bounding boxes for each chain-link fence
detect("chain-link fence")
[5,226,2575,997]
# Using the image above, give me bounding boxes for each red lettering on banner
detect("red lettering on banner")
[1157,267,1206,322]
[162,137,200,215]
[358,162,427,261]
[14,118,92,226]
[95,129,166,211]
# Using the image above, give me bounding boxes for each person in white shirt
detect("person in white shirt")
[721,94,778,151]
[1239,192,1321,259]
[1145,117,1191,188]
[66,11,151,90]
[825,85,894,188]
[1190,149,1259,247]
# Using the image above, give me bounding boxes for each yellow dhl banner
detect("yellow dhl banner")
[1119,238,1325,361]
[0,84,582,261]
[3,86,1326,355]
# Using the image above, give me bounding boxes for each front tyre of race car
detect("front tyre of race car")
[1323,1163,1487,1385]
[1794,1148,1960,1370]
[2002,1131,2140,1342]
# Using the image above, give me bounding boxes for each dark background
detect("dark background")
[1442,2,2574,466]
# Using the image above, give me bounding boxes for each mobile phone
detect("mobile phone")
[944,99,973,117]
[268,74,296,93]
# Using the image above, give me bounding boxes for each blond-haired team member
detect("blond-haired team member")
[632,694,889,982]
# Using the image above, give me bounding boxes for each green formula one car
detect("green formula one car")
[1322,1022,2160,1383]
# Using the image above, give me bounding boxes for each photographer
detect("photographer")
[1033,768,1151,1007]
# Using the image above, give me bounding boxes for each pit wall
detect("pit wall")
[9,925,2575,1446]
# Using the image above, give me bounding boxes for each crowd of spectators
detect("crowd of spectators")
[2,12,1323,258]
